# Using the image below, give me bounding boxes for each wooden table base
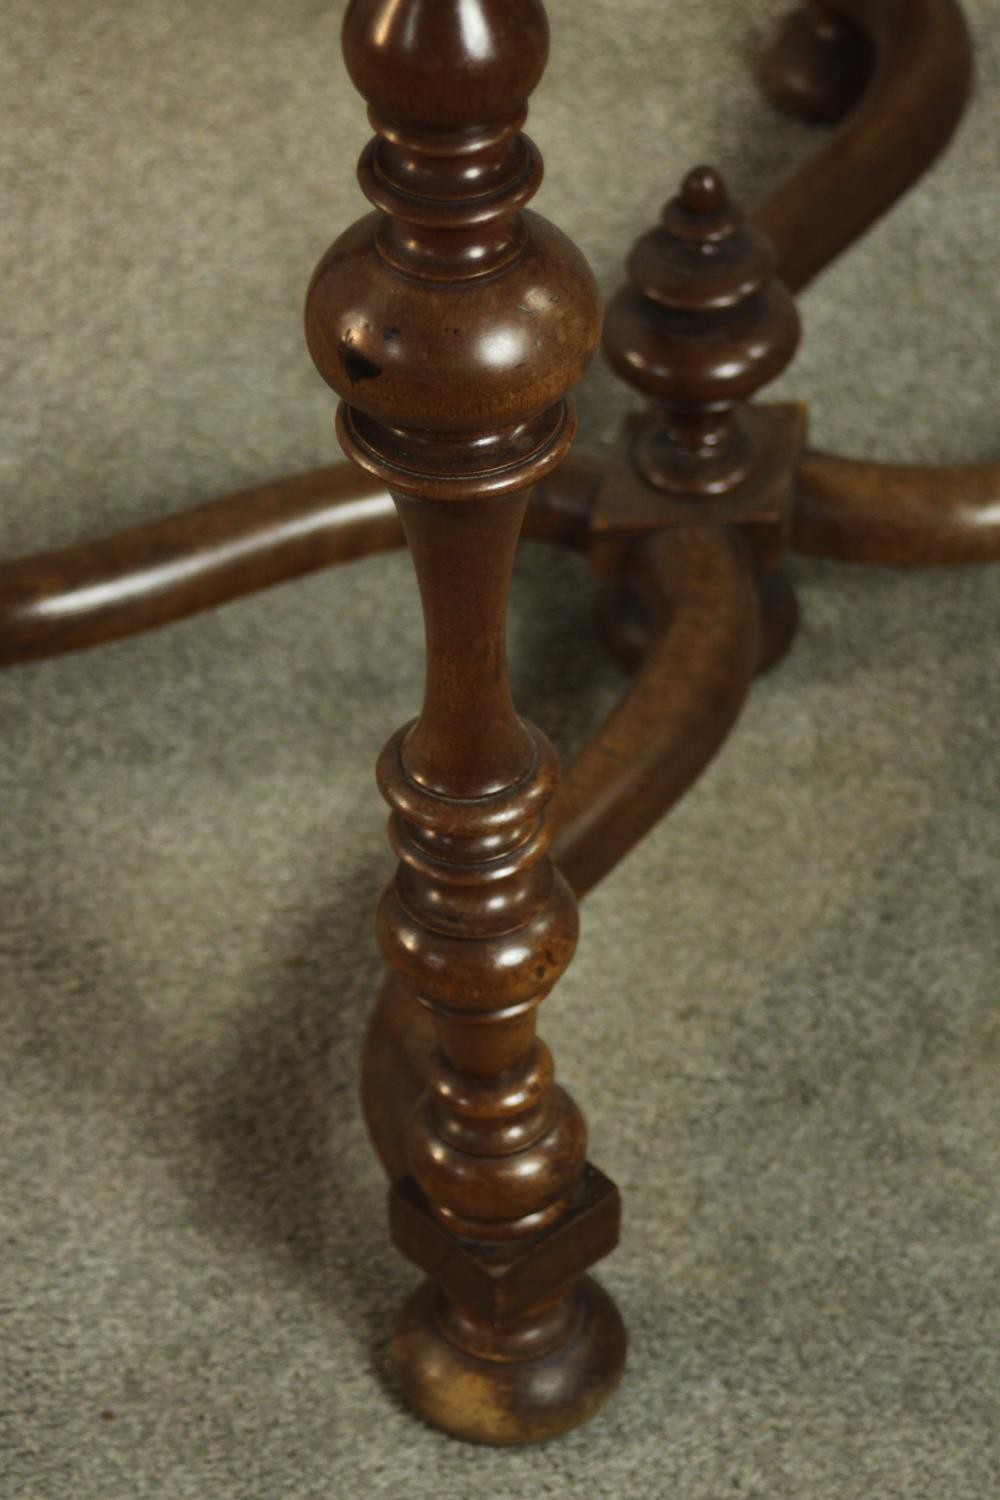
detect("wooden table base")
[3,0,997,1448]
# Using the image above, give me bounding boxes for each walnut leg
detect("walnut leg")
[361,520,759,1184]
[375,492,625,1444]
[306,0,624,1444]
[752,0,973,292]
[791,451,1000,566]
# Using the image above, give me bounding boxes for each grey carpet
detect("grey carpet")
[2,1,998,1496]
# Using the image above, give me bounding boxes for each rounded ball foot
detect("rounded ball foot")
[756,4,873,126]
[392,1276,627,1446]
[756,567,799,674]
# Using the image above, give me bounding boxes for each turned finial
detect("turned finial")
[678,163,728,216]
[305,0,601,501]
[603,164,800,495]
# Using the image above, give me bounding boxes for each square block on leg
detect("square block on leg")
[389,1162,621,1325]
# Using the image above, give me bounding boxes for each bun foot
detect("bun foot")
[392,1275,627,1446]
[757,4,873,126]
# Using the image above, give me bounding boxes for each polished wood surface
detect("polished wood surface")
[305,0,623,1445]
[0,467,397,667]
[9,435,992,673]
[792,451,1000,566]
[362,518,759,1180]
[753,0,973,291]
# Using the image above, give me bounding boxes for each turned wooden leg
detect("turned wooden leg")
[305,0,624,1444]
[375,493,625,1443]
[361,519,759,1184]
